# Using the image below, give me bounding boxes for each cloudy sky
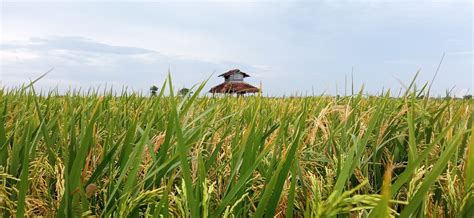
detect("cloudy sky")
[1,0,472,96]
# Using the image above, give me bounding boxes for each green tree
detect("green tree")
[150,85,158,96]
[178,88,192,96]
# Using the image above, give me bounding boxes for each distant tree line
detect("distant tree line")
[149,85,192,97]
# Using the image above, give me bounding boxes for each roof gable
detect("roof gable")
[218,69,250,78]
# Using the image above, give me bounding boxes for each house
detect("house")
[209,69,260,95]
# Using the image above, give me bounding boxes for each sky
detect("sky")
[1,0,472,97]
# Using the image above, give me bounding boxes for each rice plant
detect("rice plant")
[0,75,472,217]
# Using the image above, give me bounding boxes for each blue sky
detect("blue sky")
[1,0,472,96]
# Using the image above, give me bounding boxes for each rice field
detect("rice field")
[0,76,473,217]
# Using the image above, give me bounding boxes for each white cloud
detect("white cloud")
[447,51,473,56]
[0,37,268,93]
[0,49,40,62]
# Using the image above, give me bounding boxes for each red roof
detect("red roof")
[209,82,259,94]
[218,69,250,78]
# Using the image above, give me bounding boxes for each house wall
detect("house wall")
[225,73,244,82]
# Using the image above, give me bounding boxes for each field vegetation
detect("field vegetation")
[0,75,473,217]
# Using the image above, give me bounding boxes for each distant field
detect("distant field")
[0,80,473,217]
